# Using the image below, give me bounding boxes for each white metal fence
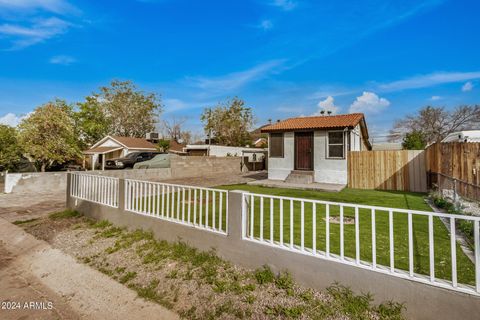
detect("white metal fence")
[125,179,228,235]
[70,173,119,207]
[242,192,480,296]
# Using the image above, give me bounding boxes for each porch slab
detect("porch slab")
[247,179,345,192]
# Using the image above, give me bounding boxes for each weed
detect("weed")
[265,305,304,318]
[133,279,173,309]
[167,270,179,279]
[375,301,405,320]
[49,210,82,220]
[115,267,126,274]
[244,294,255,304]
[119,271,137,284]
[254,265,275,284]
[13,218,39,225]
[276,271,294,292]
[327,283,373,318]
[91,220,112,229]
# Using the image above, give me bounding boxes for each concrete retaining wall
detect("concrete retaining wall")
[67,176,480,320]
[4,157,241,194]
[5,172,67,194]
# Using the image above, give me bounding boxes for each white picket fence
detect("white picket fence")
[242,192,480,296]
[125,179,228,235]
[70,173,119,207]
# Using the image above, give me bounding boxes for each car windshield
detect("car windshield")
[125,153,140,159]
[153,154,168,159]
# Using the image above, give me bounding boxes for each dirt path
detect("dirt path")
[0,217,178,320]
[0,191,66,223]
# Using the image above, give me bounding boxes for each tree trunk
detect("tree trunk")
[41,163,46,172]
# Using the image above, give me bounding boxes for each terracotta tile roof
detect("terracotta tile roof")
[261,113,365,132]
[84,146,123,154]
[111,136,157,149]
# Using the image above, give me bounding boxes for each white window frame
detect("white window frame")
[326,130,345,159]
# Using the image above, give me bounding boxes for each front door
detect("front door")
[294,132,314,170]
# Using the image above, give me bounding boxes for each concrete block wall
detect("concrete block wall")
[4,157,241,194]
[66,175,480,320]
[170,156,241,178]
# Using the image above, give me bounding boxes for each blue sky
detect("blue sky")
[0,0,479,141]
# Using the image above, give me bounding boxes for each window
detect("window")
[269,133,284,157]
[327,131,345,158]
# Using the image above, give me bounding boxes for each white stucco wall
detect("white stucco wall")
[267,130,350,185]
[313,131,348,184]
[267,132,294,181]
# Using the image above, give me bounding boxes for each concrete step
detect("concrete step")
[285,171,314,184]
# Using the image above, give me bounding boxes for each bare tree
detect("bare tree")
[389,105,480,144]
[161,117,187,142]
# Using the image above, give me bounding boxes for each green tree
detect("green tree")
[402,131,426,150]
[75,96,111,148]
[200,97,254,146]
[158,139,170,152]
[76,80,163,146]
[0,125,22,171]
[18,99,81,172]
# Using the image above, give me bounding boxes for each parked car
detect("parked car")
[105,151,162,169]
[133,153,172,169]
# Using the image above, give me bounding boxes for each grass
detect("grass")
[49,209,82,220]
[219,185,476,286]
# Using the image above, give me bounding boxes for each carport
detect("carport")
[83,146,123,171]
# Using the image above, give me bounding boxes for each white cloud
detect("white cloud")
[270,0,297,11]
[349,92,390,114]
[259,19,273,30]
[378,71,480,92]
[49,54,76,65]
[462,81,473,92]
[0,0,77,15]
[315,96,339,115]
[430,95,441,101]
[186,59,286,93]
[0,17,71,49]
[0,112,31,127]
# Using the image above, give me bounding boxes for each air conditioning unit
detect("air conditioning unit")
[146,132,159,141]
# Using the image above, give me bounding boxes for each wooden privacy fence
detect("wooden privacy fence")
[426,142,480,186]
[426,142,480,200]
[348,150,427,192]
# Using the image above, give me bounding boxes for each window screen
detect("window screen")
[269,133,284,157]
[328,131,344,158]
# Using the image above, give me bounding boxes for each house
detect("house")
[83,135,158,170]
[441,130,480,143]
[253,138,267,148]
[166,140,187,155]
[261,113,371,185]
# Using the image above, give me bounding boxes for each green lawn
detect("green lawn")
[218,185,476,287]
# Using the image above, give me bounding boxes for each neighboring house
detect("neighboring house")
[84,135,157,170]
[261,113,371,185]
[167,140,187,155]
[441,130,480,143]
[253,138,267,148]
